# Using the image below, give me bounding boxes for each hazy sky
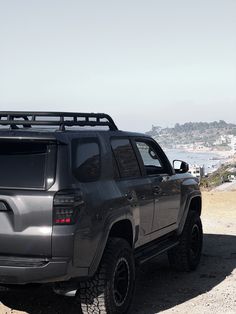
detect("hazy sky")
[0,0,236,132]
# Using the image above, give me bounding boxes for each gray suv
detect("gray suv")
[0,112,202,314]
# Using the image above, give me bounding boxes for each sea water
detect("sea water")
[164,149,225,174]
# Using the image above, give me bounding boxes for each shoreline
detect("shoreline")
[166,147,235,163]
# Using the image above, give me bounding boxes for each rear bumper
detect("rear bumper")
[0,257,89,284]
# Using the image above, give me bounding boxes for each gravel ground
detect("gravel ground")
[0,191,235,314]
[213,180,236,192]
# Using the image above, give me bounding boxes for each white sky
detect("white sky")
[0,0,236,132]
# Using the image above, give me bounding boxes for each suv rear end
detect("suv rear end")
[0,133,70,284]
[0,112,116,286]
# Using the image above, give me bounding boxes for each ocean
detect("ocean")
[163,149,226,174]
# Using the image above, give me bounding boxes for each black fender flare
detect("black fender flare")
[88,216,135,277]
[177,190,202,236]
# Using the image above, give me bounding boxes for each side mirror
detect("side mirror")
[173,160,189,174]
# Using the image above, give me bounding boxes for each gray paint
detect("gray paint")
[0,127,201,284]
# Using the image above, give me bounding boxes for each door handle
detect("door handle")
[125,192,134,202]
[153,186,161,195]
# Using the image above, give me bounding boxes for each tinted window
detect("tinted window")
[72,139,100,182]
[112,154,120,179]
[111,139,140,178]
[136,141,164,175]
[0,142,48,188]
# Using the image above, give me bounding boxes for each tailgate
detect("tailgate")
[0,191,54,257]
[0,140,57,257]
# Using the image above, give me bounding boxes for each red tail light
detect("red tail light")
[53,190,84,225]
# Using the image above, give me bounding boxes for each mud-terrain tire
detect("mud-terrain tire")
[78,238,135,314]
[168,210,203,271]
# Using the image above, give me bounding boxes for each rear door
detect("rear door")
[111,138,154,245]
[0,140,57,257]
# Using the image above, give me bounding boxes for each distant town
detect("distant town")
[146,120,236,185]
[146,120,236,153]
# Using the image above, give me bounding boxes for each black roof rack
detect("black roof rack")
[0,112,118,131]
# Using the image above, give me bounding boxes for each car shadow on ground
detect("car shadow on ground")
[0,233,236,314]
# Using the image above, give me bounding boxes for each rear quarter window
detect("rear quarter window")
[72,139,100,182]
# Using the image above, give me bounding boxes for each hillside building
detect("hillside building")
[188,165,205,179]
[229,136,236,153]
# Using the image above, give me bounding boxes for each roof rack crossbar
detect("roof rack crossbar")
[0,112,118,131]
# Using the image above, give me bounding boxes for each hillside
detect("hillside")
[200,160,236,189]
[146,120,236,150]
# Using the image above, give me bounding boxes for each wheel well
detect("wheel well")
[109,220,133,247]
[189,196,202,216]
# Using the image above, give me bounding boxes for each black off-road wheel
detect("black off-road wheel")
[168,210,203,271]
[78,238,135,314]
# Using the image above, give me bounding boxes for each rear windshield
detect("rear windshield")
[0,142,53,189]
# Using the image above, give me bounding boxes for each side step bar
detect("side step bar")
[135,237,179,265]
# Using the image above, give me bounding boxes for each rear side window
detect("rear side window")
[111,138,140,178]
[72,139,100,182]
[0,142,50,189]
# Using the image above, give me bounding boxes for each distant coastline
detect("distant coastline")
[147,120,236,162]
[164,148,235,175]
[177,146,233,160]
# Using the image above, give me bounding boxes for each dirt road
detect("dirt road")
[213,180,236,192]
[0,191,235,314]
